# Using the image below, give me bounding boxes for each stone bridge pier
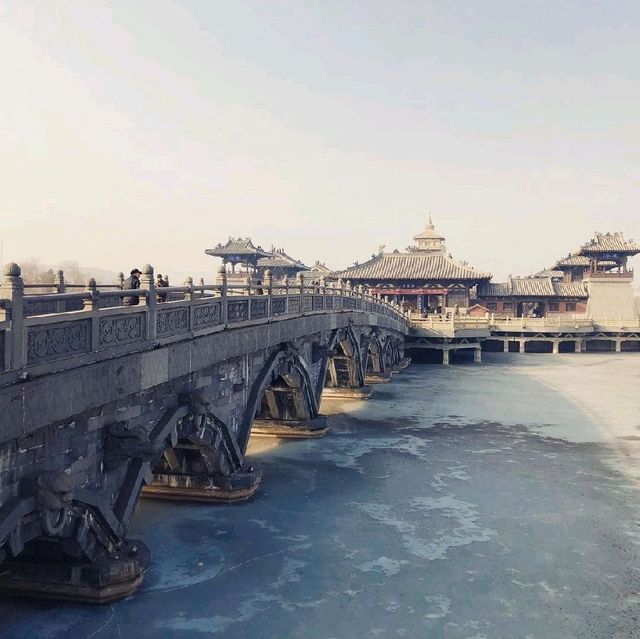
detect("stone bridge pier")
[0,264,408,603]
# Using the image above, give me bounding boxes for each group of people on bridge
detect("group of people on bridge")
[121,267,169,306]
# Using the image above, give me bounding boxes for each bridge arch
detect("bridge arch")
[365,333,385,376]
[325,325,366,389]
[241,345,319,448]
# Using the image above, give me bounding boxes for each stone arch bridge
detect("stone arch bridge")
[0,264,409,602]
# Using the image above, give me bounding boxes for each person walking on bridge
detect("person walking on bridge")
[121,268,142,306]
[156,273,169,302]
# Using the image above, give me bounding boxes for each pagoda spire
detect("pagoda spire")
[427,212,434,229]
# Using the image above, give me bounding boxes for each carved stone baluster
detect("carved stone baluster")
[264,269,272,318]
[139,264,156,341]
[84,278,99,352]
[297,272,304,314]
[54,269,66,313]
[1,263,25,370]
[218,265,228,325]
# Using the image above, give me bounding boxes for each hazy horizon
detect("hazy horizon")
[2,1,639,282]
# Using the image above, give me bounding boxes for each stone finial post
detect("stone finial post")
[139,264,155,306]
[84,278,99,351]
[116,272,124,289]
[139,264,156,340]
[264,270,273,317]
[54,269,66,294]
[184,276,194,301]
[217,265,228,324]
[245,275,252,319]
[83,278,98,310]
[199,277,205,298]
[1,263,25,370]
[54,269,66,312]
[264,269,273,294]
[296,272,304,314]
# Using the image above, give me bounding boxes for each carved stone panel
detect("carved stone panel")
[271,298,286,316]
[288,297,300,314]
[193,301,221,329]
[26,320,91,364]
[98,314,145,348]
[313,295,324,310]
[250,299,268,319]
[325,297,334,310]
[157,307,189,338]
[227,300,248,323]
[302,296,313,311]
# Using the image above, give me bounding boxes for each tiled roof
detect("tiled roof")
[335,252,491,282]
[257,249,308,270]
[533,269,564,279]
[478,278,587,298]
[554,282,588,297]
[205,238,272,258]
[307,261,332,273]
[511,278,555,296]
[578,232,640,255]
[479,282,511,296]
[554,254,590,268]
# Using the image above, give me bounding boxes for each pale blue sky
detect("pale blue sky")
[1,1,639,281]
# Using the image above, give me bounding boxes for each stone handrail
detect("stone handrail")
[410,314,490,330]
[0,264,409,378]
[490,316,640,330]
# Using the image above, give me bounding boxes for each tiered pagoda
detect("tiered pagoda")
[334,216,491,313]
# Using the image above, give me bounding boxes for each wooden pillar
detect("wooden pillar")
[442,349,450,366]
[474,347,481,364]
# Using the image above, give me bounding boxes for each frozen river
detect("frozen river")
[2,354,640,638]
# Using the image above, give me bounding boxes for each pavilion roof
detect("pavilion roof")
[478,277,587,298]
[334,252,491,282]
[533,269,564,279]
[578,232,640,256]
[257,248,308,270]
[553,254,591,268]
[205,237,272,259]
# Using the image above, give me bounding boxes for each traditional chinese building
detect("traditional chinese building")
[256,247,309,280]
[205,237,272,276]
[206,238,314,283]
[476,231,639,317]
[334,216,492,312]
[476,276,588,317]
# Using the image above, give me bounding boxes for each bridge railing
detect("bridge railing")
[0,264,408,376]
[410,314,491,331]
[489,316,640,330]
